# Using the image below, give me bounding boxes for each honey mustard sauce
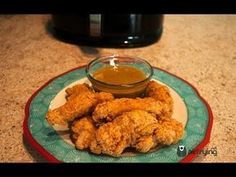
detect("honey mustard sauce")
[91,65,149,98]
[93,65,146,85]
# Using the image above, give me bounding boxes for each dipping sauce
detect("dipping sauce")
[93,65,147,85]
[86,55,153,98]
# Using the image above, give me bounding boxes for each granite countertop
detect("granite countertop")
[0,15,235,162]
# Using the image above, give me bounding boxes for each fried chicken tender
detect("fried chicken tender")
[65,83,93,100]
[46,84,114,125]
[92,97,168,123]
[47,80,183,157]
[89,110,184,156]
[71,117,96,150]
[47,92,96,125]
[135,117,184,152]
[90,110,157,156]
[154,118,184,145]
[145,81,173,117]
[94,92,115,104]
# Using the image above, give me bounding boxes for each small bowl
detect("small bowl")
[86,55,153,98]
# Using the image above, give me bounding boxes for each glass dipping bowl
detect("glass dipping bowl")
[86,55,153,98]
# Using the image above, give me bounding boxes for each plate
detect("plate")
[23,66,213,162]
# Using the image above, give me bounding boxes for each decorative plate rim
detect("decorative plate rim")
[23,65,213,163]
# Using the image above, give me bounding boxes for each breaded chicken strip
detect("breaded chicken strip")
[89,110,183,156]
[94,92,115,104]
[46,91,114,125]
[71,117,96,150]
[145,81,173,117]
[66,83,93,100]
[135,117,184,152]
[92,97,167,123]
[90,110,157,156]
[47,92,96,125]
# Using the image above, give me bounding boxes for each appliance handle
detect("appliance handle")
[89,14,102,37]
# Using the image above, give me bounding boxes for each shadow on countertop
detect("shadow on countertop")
[23,136,47,162]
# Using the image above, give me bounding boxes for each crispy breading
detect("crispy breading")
[46,92,97,125]
[95,92,115,104]
[71,117,96,150]
[136,117,184,151]
[89,110,184,156]
[46,81,184,157]
[90,110,157,156]
[154,118,184,145]
[145,80,173,117]
[92,97,167,123]
[46,84,114,125]
[66,83,93,100]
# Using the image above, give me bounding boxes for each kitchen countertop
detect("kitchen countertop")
[0,15,235,162]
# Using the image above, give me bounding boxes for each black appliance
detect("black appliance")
[51,14,164,48]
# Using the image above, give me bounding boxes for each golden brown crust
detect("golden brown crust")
[90,110,156,156]
[145,81,173,117]
[46,84,114,125]
[71,117,96,150]
[92,97,166,123]
[46,81,184,157]
[66,83,93,100]
[89,110,184,157]
[95,92,115,104]
[154,118,184,145]
[46,92,97,125]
